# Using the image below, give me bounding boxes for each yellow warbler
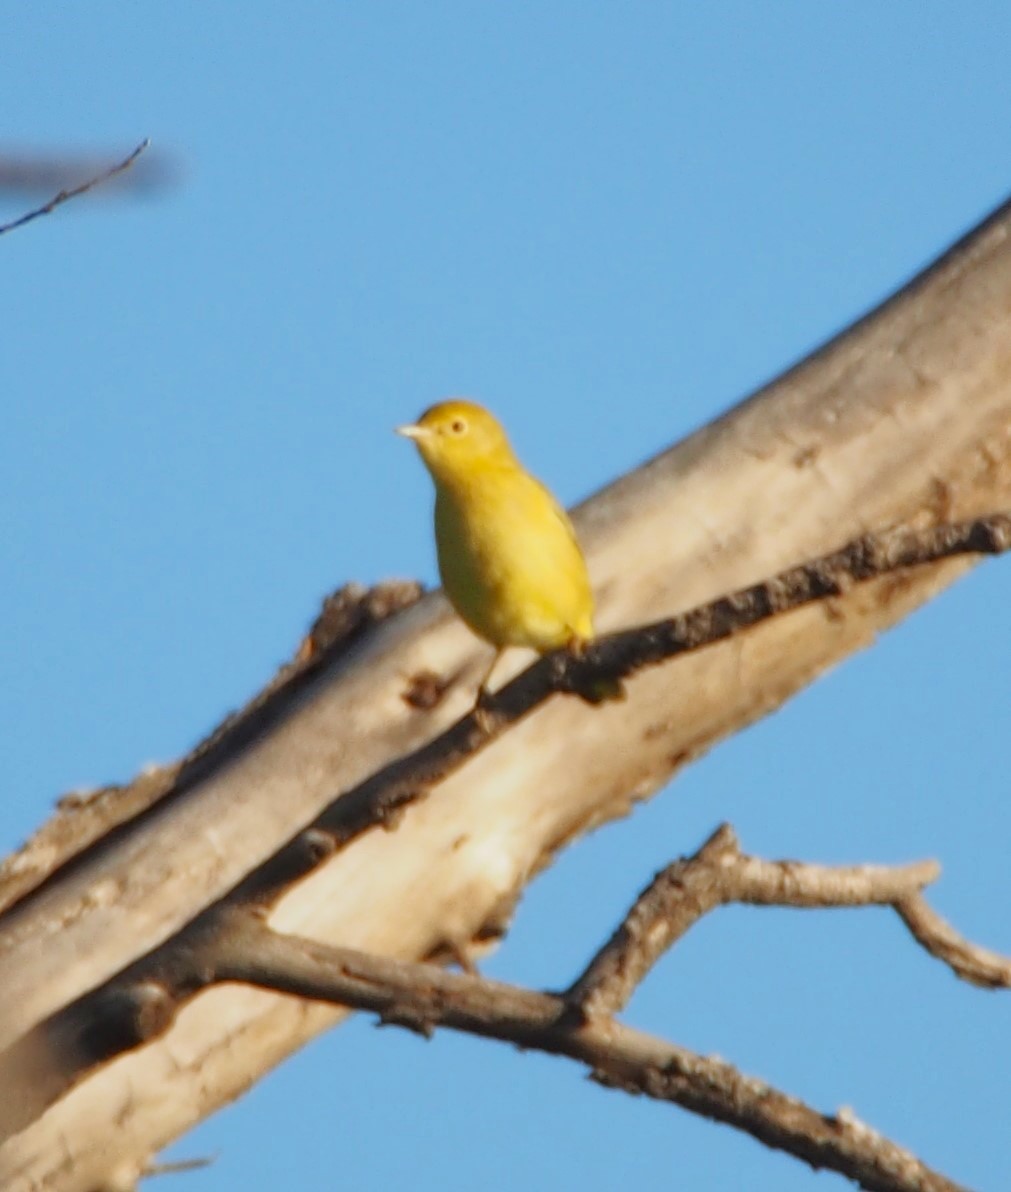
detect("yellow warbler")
[397,399,596,698]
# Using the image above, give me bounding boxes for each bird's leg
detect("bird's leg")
[444,936,479,975]
[477,647,505,699]
[566,633,587,658]
[473,648,505,726]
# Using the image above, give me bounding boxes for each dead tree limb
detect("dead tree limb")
[16,824,993,1192]
[2,510,1008,1135]
[2,193,1011,1190]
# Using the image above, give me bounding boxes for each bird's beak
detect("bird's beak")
[395,423,429,440]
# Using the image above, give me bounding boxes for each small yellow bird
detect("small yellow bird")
[397,399,596,700]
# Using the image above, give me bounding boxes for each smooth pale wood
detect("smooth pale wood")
[2,199,1011,1189]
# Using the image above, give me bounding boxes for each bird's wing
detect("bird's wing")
[538,479,582,552]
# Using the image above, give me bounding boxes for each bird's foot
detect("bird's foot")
[560,637,626,705]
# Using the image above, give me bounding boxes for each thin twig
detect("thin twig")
[0,139,150,237]
[568,513,1011,698]
[144,1155,216,1178]
[567,824,940,1017]
[895,895,1011,989]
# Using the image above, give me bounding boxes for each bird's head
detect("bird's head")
[396,399,514,480]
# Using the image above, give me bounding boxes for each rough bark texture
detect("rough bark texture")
[2,197,1010,1189]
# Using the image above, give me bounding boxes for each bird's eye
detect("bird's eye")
[450,418,467,435]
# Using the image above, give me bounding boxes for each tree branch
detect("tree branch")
[895,895,1011,989]
[567,512,1011,700]
[6,182,1011,1190]
[230,511,1011,912]
[0,140,150,237]
[566,824,1010,1018]
[210,920,964,1192]
[566,823,941,1017]
[11,822,1005,1191]
[192,816,984,1192]
[3,515,1009,1144]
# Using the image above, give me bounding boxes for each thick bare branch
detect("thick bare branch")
[0,580,425,919]
[4,517,1003,957]
[0,140,150,237]
[181,511,1011,913]
[1,518,1007,1152]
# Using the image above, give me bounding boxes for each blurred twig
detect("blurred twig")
[143,1155,216,1179]
[0,139,151,238]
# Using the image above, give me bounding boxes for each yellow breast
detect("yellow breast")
[434,463,594,652]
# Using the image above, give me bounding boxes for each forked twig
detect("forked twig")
[13,824,1001,1191]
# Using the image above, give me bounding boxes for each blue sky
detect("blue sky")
[2,5,1009,1189]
